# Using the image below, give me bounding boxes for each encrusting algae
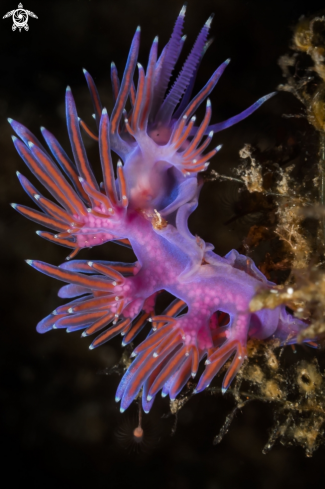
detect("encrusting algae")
[171,12,325,456]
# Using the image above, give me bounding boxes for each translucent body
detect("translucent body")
[10,6,311,413]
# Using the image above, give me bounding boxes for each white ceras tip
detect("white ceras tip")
[208,130,214,138]
[205,14,214,28]
[87,261,93,267]
[206,98,211,107]
[27,141,34,148]
[216,144,222,151]
[81,331,88,337]
[35,231,42,236]
[16,171,21,176]
[82,68,87,74]
[11,135,17,142]
[34,194,40,200]
[68,307,74,314]
[261,92,277,102]
[102,107,107,115]
[11,203,17,209]
[153,35,158,43]
[25,259,33,266]
[117,160,123,167]
[78,176,85,183]
[7,117,13,124]
[179,4,187,17]
[89,344,94,350]
[147,395,152,402]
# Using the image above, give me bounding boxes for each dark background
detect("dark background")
[1,0,325,488]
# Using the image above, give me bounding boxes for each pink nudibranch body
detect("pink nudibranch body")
[10,6,313,413]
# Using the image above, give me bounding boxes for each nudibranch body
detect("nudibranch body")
[10,6,312,413]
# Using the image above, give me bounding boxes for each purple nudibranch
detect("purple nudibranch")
[10,6,311,413]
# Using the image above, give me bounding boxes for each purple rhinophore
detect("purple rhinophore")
[10,6,312,413]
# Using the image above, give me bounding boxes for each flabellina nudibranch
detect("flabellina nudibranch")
[10,6,314,413]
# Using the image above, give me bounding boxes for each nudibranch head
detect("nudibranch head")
[81,4,273,216]
[8,5,274,254]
